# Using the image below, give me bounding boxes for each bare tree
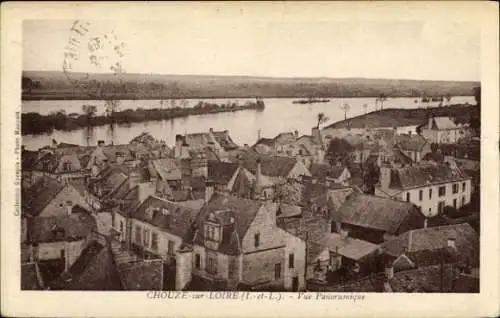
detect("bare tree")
[316,112,329,128]
[377,93,387,111]
[340,103,350,120]
[82,104,97,121]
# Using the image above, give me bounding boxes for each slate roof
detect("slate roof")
[212,130,240,151]
[22,150,83,174]
[133,196,199,238]
[22,177,66,217]
[208,160,239,185]
[431,117,459,130]
[310,164,347,181]
[117,260,163,290]
[191,193,263,255]
[394,134,428,151]
[337,192,421,234]
[185,133,217,149]
[382,223,479,267]
[310,233,380,262]
[241,152,298,178]
[29,211,97,243]
[388,162,470,189]
[150,158,182,181]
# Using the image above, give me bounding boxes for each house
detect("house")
[376,161,472,217]
[174,129,240,162]
[307,232,380,282]
[309,163,351,185]
[24,208,97,280]
[22,176,94,219]
[392,133,432,163]
[207,160,240,192]
[381,223,479,272]
[178,193,306,291]
[252,128,325,166]
[421,117,469,144]
[128,196,200,265]
[147,157,182,193]
[334,192,425,244]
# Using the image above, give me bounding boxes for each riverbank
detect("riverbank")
[21,100,265,135]
[323,104,480,131]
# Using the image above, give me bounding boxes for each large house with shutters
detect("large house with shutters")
[375,160,472,217]
[176,193,306,291]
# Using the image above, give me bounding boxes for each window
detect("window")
[438,186,446,197]
[452,183,458,194]
[419,190,423,201]
[462,196,465,206]
[111,213,116,228]
[275,263,282,280]
[119,221,124,233]
[205,224,219,241]
[195,254,201,269]
[254,233,260,248]
[453,199,457,209]
[135,225,141,244]
[429,188,433,199]
[168,240,174,255]
[289,253,295,269]
[207,253,217,274]
[143,229,150,247]
[151,232,158,250]
[406,192,410,202]
[462,182,466,192]
[438,201,445,214]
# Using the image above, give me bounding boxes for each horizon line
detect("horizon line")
[22,69,481,83]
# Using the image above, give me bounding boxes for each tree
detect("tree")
[362,160,380,195]
[340,103,350,120]
[82,104,97,122]
[377,93,387,111]
[445,93,452,105]
[316,112,329,128]
[326,138,354,165]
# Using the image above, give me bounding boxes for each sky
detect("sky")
[23,17,480,81]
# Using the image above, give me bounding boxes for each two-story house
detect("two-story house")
[421,117,469,144]
[375,160,472,217]
[177,194,306,291]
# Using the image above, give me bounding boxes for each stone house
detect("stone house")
[421,117,469,144]
[375,160,472,217]
[392,133,432,163]
[177,193,306,291]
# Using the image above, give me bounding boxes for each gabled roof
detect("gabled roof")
[338,192,421,234]
[240,152,298,178]
[191,193,263,254]
[316,233,380,261]
[212,130,239,151]
[208,160,239,185]
[388,162,470,189]
[22,177,66,217]
[133,196,199,238]
[185,133,217,149]
[29,211,97,243]
[150,158,182,181]
[431,117,459,130]
[394,134,428,152]
[382,223,479,267]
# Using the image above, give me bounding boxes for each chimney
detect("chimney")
[447,237,456,250]
[174,135,184,158]
[335,221,342,234]
[255,157,263,194]
[51,138,58,149]
[175,246,193,290]
[424,218,428,229]
[205,181,214,203]
[98,140,105,148]
[129,171,142,190]
[294,130,299,139]
[209,128,214,134]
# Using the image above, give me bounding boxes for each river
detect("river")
[22,96,476,150]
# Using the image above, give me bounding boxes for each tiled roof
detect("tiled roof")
[317,233,380,261]
[29,211,97,243]
[191,194,263,254]
[133,196,199,238]
[117,260,163,290]
[22,177,66,217]
[21,262,43,290]
[208,160,239,185]
[394,134,428,151]
[338,192,421,234]
[382,223,479,267]
[151,158,182,181]
[212,130,240,151]
[388,162,470,189]
[241,152,298,178]
[431,117,459,130]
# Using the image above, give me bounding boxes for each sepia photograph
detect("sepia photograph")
[2,2,499,318]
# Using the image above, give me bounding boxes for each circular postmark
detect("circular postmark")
[62,20,127,104]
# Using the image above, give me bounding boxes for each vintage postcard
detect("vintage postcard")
[1,1,499,317]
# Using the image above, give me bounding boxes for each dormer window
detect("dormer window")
[254,233,260,248]
[205,222,221,242]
